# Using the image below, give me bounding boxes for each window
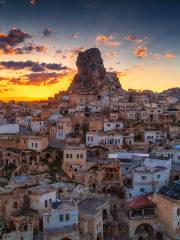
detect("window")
[140,188,145,193]
[177,208,180,216]
[59,215,63,221]
[45,200,48,208]
[66,154,69,158]
[141,176,146,180]
[13,202,18,209]
[80,154,83,158]
[77,154,79,158]
[157,175,160,179]
[66,214,70,221]
[70,154,72,158]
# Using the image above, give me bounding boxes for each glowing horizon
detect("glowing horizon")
[0,0,179,101]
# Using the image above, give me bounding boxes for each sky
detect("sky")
[0,0,179,101]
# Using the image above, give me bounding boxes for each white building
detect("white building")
[28,186,56,211]
[0,124,19,134]
[86,132,123,147]
[151,148,180,164]
[31,120,47,133]
[56,117,72,140]
[16,115,32,127]
[127,157,171,198]
[48,112,62,122]
[104,119,123,132]
[144,130,168,144]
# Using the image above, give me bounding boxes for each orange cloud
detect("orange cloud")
[164,53,175,59]
[9,72,68,86]
[104,51,118,58]
[134,47,148,58]
[96,35,110,42]
[96,35,120,47]
[152,52,175,60]
[125,35,137,41]
[125,35,145,45]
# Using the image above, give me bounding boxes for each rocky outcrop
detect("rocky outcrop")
[68,48,122,92]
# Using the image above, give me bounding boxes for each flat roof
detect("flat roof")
[78,197,108,215]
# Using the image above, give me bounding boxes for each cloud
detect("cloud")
[0,76,8,81]
[56,49,62,54]
[124,35,145,45]
[134,47,148,58]
[116,64,144,78]
[0,60,68,72]
[71,33,80,39]
[43,28,54,37]
[152,52,175,60]
[124,35,137,41]
[0,28,30,46]
[10,72,67,86]
[0,0,5,4]
[104,51,118,58]
[96,35,120,47]
[30,0,38,5]
[0,28,47,55]
[116,71,129,77]
[15,44,47,54]
[69,47,85,57]
[164,53,175,59]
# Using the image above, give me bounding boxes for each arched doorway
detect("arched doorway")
[103,209,108,220]
[155,232,163,240]
[96,232,102,240]
[9,221,16,231]
[29,156,36,164]
[45,153,52,162]
[135,223,153,240]
[123,178,132,187]
[92,183,96,191]
[174,175,180,181]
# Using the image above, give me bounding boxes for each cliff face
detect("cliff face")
[68,48,122,92]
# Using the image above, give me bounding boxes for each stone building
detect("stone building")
[2,216,33,240]
[78,197,111,240]
[43,199,79,240]
[125,195,160,240]
[62,145,87,182]
[0,188,24,220]
[153,181,180,239]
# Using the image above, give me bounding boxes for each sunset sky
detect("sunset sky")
[0,0,179,101]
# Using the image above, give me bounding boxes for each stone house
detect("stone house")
[56,117,73,141]
[125,195,162,240]
[28,186,57,212]
[62,145,87,182]
[78,197,111,240]
[43,199,79,240]
[153,181,180,240]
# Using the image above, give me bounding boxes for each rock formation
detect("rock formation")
[68,48,122,93]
